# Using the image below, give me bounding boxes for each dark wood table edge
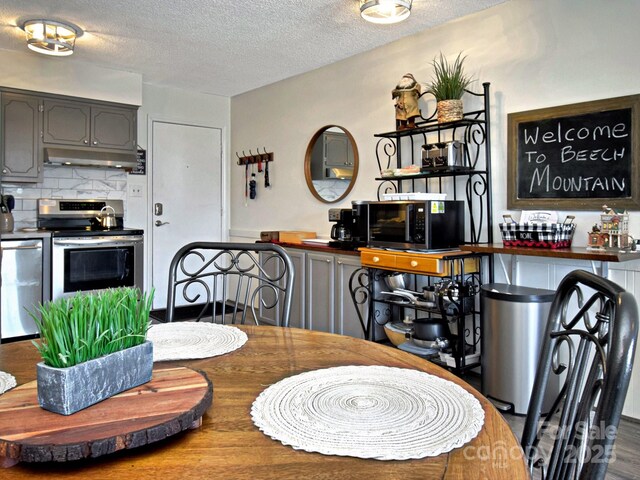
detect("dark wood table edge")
[0,367,213,466]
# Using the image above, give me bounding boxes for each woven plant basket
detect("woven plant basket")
[437,99,463,123]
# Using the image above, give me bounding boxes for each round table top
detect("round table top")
[0,325,529,479]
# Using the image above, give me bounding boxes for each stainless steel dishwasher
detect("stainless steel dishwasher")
[1,238,47,340]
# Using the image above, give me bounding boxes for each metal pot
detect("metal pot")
[412,318,451,341]
[96,205,118,229]
[421,286,438,303]
[383,273,408,291]
[434,280,473,315]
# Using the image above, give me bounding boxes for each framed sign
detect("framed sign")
[130,148,146,175]
[507,94,640,210]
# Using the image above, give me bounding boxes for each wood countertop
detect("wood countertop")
[460,243,640,263]
[0,326,528,479]
[266,241,361,256]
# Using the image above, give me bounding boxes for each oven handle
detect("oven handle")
[53,236,144,246]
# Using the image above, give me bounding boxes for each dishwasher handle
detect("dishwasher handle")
[1,243,42,251]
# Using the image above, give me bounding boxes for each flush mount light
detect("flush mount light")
[360,0,412,24]
[19,19,83,56]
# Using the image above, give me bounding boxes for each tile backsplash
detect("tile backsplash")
[311,179,350,202]
[1,165,128,228]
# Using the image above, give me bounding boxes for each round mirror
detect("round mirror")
[304,125,359,203]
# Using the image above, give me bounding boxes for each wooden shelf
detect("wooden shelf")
[460,243,640,263]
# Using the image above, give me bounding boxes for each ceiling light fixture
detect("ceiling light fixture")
[19,19,83,57]
[360,0,412,24]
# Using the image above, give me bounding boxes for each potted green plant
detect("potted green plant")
[29,287,154,415]
[428,52,473,123]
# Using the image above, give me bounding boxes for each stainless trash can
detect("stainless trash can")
[481,283,556,415]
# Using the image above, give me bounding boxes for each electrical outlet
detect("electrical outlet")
[129,184,143,198]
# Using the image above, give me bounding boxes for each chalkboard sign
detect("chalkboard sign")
[508,95,640,210]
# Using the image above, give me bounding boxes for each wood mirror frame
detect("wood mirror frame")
[304,125,359,204]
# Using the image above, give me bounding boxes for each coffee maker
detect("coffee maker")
[328,206,366,250]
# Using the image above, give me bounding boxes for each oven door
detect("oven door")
[51,235,143,300]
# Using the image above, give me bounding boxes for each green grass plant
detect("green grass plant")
[29,287,154,368]
[428,52,473,101]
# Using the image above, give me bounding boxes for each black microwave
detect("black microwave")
[366,200,465,250]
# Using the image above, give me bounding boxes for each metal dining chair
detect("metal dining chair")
[521,269,638,480]
[166,242,294,327]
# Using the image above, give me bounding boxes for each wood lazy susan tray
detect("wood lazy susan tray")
[0,367,213,466]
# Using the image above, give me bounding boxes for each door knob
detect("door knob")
[155,220,169,227]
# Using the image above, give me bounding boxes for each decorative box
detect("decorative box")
[499,221,576,249]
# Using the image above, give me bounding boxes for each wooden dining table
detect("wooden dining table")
[0,325,529,479]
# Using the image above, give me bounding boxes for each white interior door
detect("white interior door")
[151,120,223,310]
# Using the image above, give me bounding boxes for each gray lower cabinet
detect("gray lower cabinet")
[0,92,43,182]
[286,249,306,329]
[258,248,305,328]
[334,254,365,339]
[306,252,336,333]
[304,249,365,338]
[258,247,365,338]
[42,99,136,152]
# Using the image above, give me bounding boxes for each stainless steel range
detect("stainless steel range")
[37,199,143,301]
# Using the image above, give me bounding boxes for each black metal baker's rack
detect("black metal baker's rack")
[350,82,494,374]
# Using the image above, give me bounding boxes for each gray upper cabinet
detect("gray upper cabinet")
[43,99,136,152]
[42,99,90,147]
[91,106,136,151]
[1,92,43,182]
[324,132,354,167]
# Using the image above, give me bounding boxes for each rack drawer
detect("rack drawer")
[359,248,479,277]
[360,250,396,269]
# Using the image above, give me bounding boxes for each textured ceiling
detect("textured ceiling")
[0,0,506,97]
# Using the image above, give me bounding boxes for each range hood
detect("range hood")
[44,148,137,170]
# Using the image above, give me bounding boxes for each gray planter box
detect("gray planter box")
[37,341,153,415]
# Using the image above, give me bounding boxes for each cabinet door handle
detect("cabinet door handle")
[92,141,98,145]
[326,259,331,263]
[410,260,418,267]
[372,256,380,263]
[83,140,89,144]
[2,169,6,174]
[337,261,342,265]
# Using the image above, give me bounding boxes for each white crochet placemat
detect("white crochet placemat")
[147,322,248,362]
[0,371,17,395]
[251,365,484,461]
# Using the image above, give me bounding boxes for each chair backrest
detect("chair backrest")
[521,269,638,479]
[166,242,295,327]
